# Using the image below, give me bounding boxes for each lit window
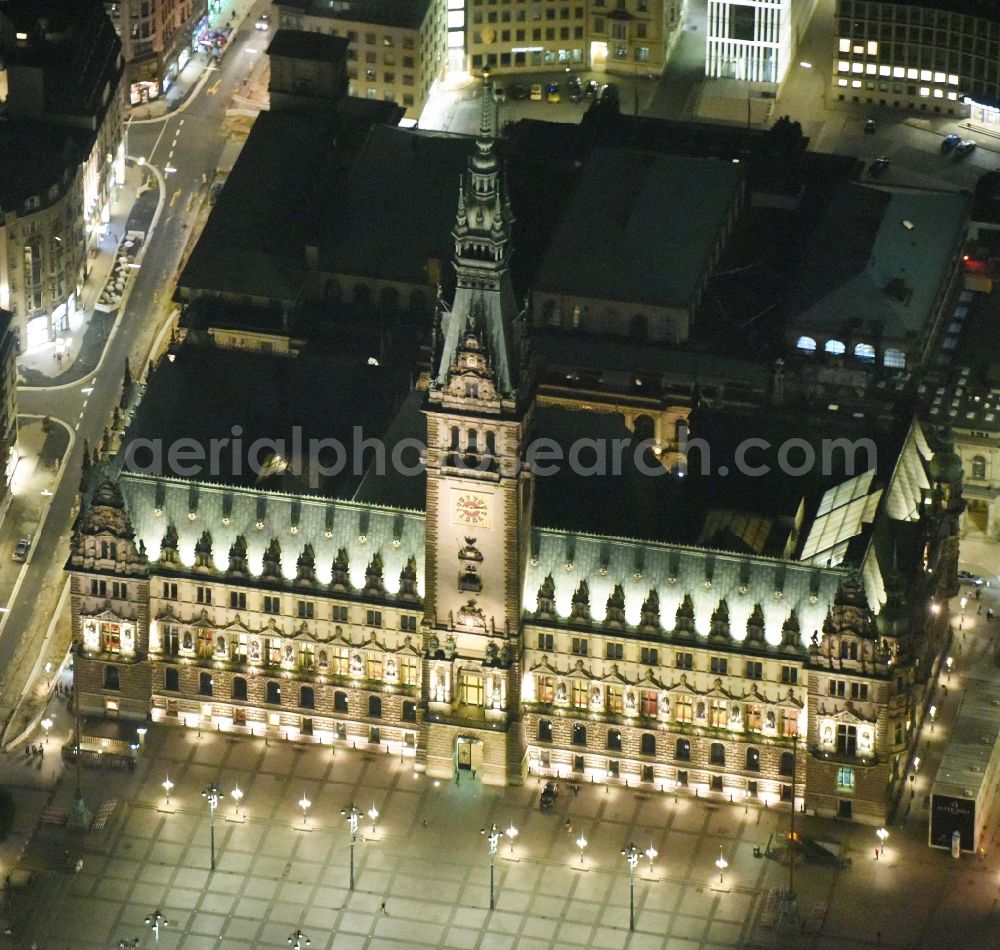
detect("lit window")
[838,78,848,87]
[851,62,863,73]
[948,74,959,85]
[920,69,931,81]
[947,92,958,101]
[836,767,856,792]
[867,40,877,55]
[893,67,904,78]
[919,87,930,97]
[854,343,876,363]
[825,339,846,356]
[863,64,874,74]
[839,38,850,52]
[933,72,945,83]
[906,68,918,79]
[838,60,850,73]
[852,44,864,54]
[796,336,816,352]
[933,89,943,98]
[884,348,906,369]
[879,65,890,76]
[851,80,861,88]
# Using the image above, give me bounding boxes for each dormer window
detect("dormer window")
[465,381,479,398]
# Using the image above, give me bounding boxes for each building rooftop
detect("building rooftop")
[0,120,79,210]
[266,28,348,62]
[533,148,743,309]
[790,183,969,347]
[274,0,434,30]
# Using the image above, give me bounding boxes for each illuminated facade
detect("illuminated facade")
[830,0,999,118]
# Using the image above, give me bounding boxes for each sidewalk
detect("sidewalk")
[16,162,158,389]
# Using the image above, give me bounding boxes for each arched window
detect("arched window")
[796,336,816,352]
[854,342,876,362]
[884,348,906,369]
[824,339,846,356]
[640,733,656,756]
[334,690,348,712]
[164,667,179,691]
[300,686,315,709]
[368,695,382,718]
[538,719,552,741]
[572,723,587,746]
[104,665,120,690]
[972,455,987,480]
[199,672,213,696]
[266,681,281,705]
[467,429,478,453]
[780,751,794,776]
[403,700,417,722]
[607,728,622,751]
[485,431,496,456]
[232,676,247,701]
[710,742,726,765]
[675,738,690,761]
[746,747,760,771]
[450,426,460,450]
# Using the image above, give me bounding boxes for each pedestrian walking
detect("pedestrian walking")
[380,901,388,915]
[874,848,879,860]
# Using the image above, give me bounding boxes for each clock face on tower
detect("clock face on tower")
[453,491,491,528]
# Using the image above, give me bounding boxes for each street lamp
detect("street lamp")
[231,784,244,818]
[144,910,168,944]
[716,847,728,885]
[645,843,658,872]
[41,717,52,744]
[576,833,587,864]
[506,822,518,854]
[368,803,379,834]
[162,776,174,806]
[341,803,361,890]
[202,783,221,871]
[298,792,312,827]
[287,929,311,949]
[877,827,889,855]
[481,821,500,910]
[622,842,640,932]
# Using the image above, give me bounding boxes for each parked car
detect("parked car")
[546,81,561,103]
[493,84,507,103]
[864,118,877,134]
[956,139,977,156]
[510,83,529,100]
[599,83,620,105]
[869,157,890,177]
[12,537,30,562]
[941,133,961,153]
[529,83,543,101]
[254,13,269,30]
[958,570,985,586]
[540,781,559,810]
[583,79,600,98]
[567,76,583,101]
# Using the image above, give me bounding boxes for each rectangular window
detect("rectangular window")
[112,582,128,600]
[537,675,555,703]
[746,703,762,731]
[400,615,418,632]
[782,711,798,737]
[850,682,869,701]
[606,642,624,660]
[710,656,728,675]
[710,699,727,727]
[780,665,798,685]
[641,690,657,716]
[367,655,383,680]
[745,660,763,679]
[162,582,178,600]
[640,647,658,666]
[196,586,211,604]
[607,686,623,714]
[366,609,382,628]
[829,679,846,698]
[674,694,693,722]
[296,600,315,620]
[230,591,246,610]
[676,652,693,670]
[263,595,280,614]
[836,766,856,791]
[837,724,857,756]
[572,680,588,708]
[571,637,588,656]
[399,655,418,685]
[91,579,108,597]
[538,632,554,651]
[332,605,349,622]
[332,647,349,675]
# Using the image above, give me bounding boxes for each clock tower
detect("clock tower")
[421,74,533,784]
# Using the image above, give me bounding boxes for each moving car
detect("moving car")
[492,84,507,103]
[864,118,876,134]
[12,537,30,562]
[529,83,543,101]
[540,781,559,810]
[958,570,985,586]
[546,81,561,103]
[956,139,977,156]
[254,13,269,30]
[941,133,961,153]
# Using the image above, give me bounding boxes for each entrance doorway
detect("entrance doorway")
[455,737,484,778]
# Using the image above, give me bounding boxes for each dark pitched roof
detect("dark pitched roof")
[266,28,348,62]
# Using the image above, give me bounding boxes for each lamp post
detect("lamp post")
[716,847,728,885]
[482,821,500,910]
[287,929,311,949]
[877,826,889,855]
[644,844,658,872]
[576,833,587,864]
[202,783,221,871]
[341,804,361,890]
[622,842,640,932]
[144,910,168,944]
[506,822,518,854]
[298,792,312,827]
[41,717,52,744]
[231,784,244,818]
[368,803,379,834]
[162,776,174,807]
